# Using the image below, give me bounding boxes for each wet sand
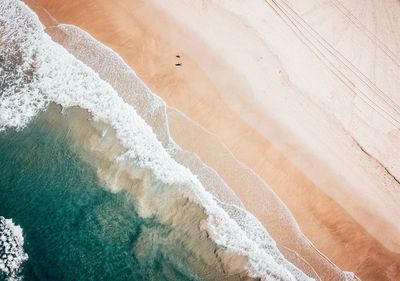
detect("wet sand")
[27,0,400,279]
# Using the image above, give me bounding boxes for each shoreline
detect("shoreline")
[1,1,313,278]
[27,0,400,279]
[44,21,339,279]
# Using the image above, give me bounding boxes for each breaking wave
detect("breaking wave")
[0,0,358,280]
[0,217,28,281]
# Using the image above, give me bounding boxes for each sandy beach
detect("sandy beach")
[27,0,400,279]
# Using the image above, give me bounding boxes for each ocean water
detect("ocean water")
[0,0,354,280]
[0,109,199,281]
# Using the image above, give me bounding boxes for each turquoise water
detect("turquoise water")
[0,111,200,281]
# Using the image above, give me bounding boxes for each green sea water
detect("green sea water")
[0,110,200,281]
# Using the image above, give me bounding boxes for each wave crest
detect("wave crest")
[0,217,28,281]
[0,0,358,280]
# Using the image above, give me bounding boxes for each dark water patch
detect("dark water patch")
[0,110,200,281]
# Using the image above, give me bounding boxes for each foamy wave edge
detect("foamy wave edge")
[0,0,320,280]
[0,217,28,281]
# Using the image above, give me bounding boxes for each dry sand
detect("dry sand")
[27,0,400,279]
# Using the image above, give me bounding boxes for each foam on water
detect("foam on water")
[0,0,347,280]
[0,111,209,280]
[0,217,28,281]
[48,23,358,281]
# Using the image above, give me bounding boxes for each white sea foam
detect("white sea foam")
[0,217,28,281]
[0,0,326,280]
[51,24,360,281]
[49,24,245,208]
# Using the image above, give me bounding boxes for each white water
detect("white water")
[0,217,28,281]
[49,22,360,281]
[0,0,319,280]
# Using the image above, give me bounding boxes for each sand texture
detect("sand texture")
[27,0,400,279]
